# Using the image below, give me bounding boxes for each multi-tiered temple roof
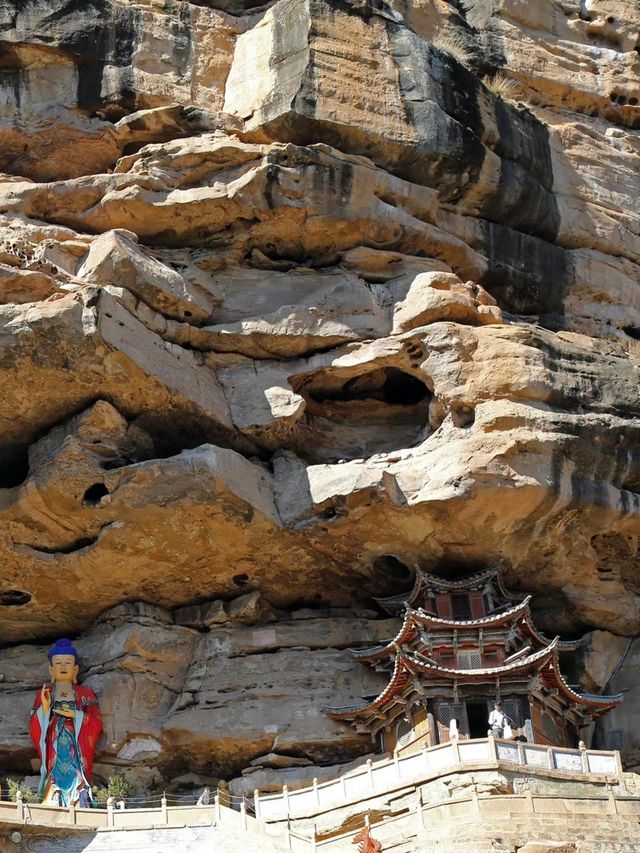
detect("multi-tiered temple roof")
[329,568,622,744]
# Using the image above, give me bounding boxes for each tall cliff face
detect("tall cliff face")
[0,0,638,788]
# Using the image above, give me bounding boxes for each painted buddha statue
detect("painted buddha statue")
[29,638,102,805]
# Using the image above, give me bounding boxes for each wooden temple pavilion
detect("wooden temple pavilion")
[328,568,622,752]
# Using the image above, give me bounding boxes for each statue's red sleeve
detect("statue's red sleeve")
[29,689,45,763]
[76,686,103,780]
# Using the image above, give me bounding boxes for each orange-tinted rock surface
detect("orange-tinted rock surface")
[0,0,638,788]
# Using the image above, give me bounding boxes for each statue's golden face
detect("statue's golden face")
[48,654,79,684]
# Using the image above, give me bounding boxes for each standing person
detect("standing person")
[77,785,92,808]
[196,786,211,806]
[488,702,507,738]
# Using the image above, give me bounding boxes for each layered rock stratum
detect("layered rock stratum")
[0,0,638,795]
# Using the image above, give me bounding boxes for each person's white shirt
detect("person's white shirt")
[489,709,506,727]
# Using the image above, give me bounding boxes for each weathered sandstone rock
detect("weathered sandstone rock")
[0,600,393,781]
[0,0,639,813]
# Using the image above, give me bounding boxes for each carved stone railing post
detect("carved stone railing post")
[546,746,554,770]
[450,737,461,766]
[161,794,168,825]
[487,733,496,762]
[579,741,589,774]
[254,788,261,820]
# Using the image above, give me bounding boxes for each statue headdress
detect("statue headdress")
[47,638,78,662]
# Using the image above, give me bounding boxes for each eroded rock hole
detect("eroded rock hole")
[307,368,429,406]
[623,325,640,341]
[0,589,31,606]
[0,448,29,488]
[82,482,109,506]
[372,555,414,585]
[233,573,249,587]
[296,367,432,462]
[452,406,475,428]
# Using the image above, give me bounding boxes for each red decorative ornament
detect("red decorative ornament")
[353,824,382,853]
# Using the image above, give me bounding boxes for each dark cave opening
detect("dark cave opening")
[0,590,32,606]
[623,325,640,341]
[293,367,432,463]
[82,482,110,506]
[372,555,414,585]
[0,447,30,488]
[306,367,429,406]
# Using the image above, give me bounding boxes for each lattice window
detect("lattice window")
[501,696,525,729]
[457,650,483,669]
[396,717,413,748]
[435,701,468,739]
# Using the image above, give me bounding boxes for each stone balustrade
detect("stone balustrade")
[285,790,640,852]
[0,739,624,850]
[256,737,623,820]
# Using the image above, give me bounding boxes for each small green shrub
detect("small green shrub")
[92,785,108,805]
[107,773,129,801]
[6,779,37,803]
